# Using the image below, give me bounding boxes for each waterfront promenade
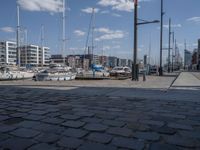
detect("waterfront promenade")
[0,72,200,150]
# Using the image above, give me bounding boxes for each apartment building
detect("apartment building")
[20,45,50,67]
[0,41,16,65]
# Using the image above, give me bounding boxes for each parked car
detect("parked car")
[110,66,131,77]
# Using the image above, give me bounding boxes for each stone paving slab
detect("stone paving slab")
[0,82,200,150]
[172,72,200,88]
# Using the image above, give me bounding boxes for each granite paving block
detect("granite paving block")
[164,135,200,148]
[78,142,117,150]
[58,137,83,149]
[149,143,180,150]
[111,137,144,150]
[17,120,41,128]
[29,110,48,115]
[35,133,60,143]
[81,117,102,123]
[102,119,125,127]
[167,123,193,130]
[23,114,46,121]
[152,126,176,135]
[0,115,10,121]
[133,131,160,141]
[42,117,64,124]
[84,123,108,131]
[86,132,113,144]
[0,137,35,150]
[107,127,133,137]
[0,124,17,133]
[28,143,57,150]
[179,130,200,139]
[60,114,80,120]
[63,128,88,138]
[10,128,40,138]
[62,120,85,128]
[139,120,165,127]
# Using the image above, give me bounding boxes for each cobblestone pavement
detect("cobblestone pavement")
[0,82,200,150]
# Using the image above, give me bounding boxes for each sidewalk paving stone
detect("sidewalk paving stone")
[63,128,88,138]
[1,76,200,149]
[0,137,36,150]
[133,131,160,141]
[62,120,85,128]
[164,135,200,148]
[86,132,113,144]
[111,137,144,150]
[35,133,60,143]
[57,137,83,149]
[149,143,180,150]
[0,124,17,133]
[84,123,108,131]
[28,143,57,150]
[10,128,40,138]
[107,127,133,137]
[78,142,117,150]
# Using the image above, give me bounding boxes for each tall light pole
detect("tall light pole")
[171,31,175,72]
[168,18,171,73]
[132,0,138,81]
[159,0,164,76]
[132,0,159,81]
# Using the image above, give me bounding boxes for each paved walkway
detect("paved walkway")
[0,75,200,150]
[172,72,200,88]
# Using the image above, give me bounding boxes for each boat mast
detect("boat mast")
[84,8,95,63]
[91,8,95,66]
[41,24,44,67]
[62,0,66,65]
[16,5,20,67]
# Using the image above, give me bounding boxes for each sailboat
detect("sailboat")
[0,6,34,81]
[77,8,109,78]
[35,0,76,81]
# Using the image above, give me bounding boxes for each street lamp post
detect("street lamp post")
[159,0,164,76]
[132,0,159,81]
[171,31,175,72]
[168,18,171,73]
[132,0,138,81]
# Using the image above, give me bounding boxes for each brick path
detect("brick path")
[0,83,200,150]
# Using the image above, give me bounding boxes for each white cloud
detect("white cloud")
[100,10,110,14]
[100,10,121,17]
[112,13,122,17]
[157,24,182,30]
[103,45,111,50]
[0,27,15,33]
[17,0,63,13]
[103,45,120,50]
[95,27,112,34]
[74,30,85,36]
[163,24,182,29]
[95,27,125,41]
[81,7,100,14]
[98,0,151,12]
[187,17,200,23]
[113,45,121,49]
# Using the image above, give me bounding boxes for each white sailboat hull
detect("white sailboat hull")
[35,72,76,81]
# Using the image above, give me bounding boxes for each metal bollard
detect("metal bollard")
[143,72,146,81]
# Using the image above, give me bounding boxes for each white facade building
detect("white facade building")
[20,45,39,66]
[0,41,16,65]
[21,45,50,67]
[39,47,50,66]
[0,41,50,67]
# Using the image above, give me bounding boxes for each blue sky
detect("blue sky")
[0,0,200,64]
